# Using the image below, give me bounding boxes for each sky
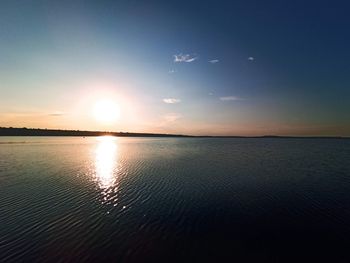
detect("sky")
[1,0,349,136]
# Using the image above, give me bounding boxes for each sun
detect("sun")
[93,100,120,124]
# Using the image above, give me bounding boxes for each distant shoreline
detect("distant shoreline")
[0,127,348,139]
[0,127,191,138]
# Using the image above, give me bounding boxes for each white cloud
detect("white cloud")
[163,98,181,104]
[209,59,219,63]
[174,54,197,63]
[248,56,255,61]
[168,69,176,73]
[220,96,244,101]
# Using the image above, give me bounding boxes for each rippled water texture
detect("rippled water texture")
[1,137,350,262]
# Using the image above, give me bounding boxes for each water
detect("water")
[1,136,350,262]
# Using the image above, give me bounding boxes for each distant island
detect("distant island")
[0,127,348,139]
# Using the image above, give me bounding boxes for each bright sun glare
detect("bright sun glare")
[93,100,120,124]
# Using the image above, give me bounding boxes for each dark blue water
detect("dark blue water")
[1,137,350,262]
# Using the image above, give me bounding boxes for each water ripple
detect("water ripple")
[1,137,350,262]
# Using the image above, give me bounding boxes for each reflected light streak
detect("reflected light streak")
[95,136,118,189]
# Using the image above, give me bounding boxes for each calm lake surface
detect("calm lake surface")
[1,136,350,262]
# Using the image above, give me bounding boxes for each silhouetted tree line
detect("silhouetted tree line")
[0,127,191,137]
[0,127,347,139]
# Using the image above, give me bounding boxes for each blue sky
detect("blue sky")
[0,0,349,135]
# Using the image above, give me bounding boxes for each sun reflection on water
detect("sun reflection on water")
[95,136,118,189]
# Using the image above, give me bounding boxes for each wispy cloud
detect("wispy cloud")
[174,54,197,63]
[209,59,219,63]
[48,111,65,116]
[248,56,255,61]
[156,113,183,128]
[168,69,176,74]
[220,96,244,101]
[163,98,181,104]
[164,113,182,122]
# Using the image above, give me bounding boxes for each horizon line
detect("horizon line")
[0,127,349,139]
